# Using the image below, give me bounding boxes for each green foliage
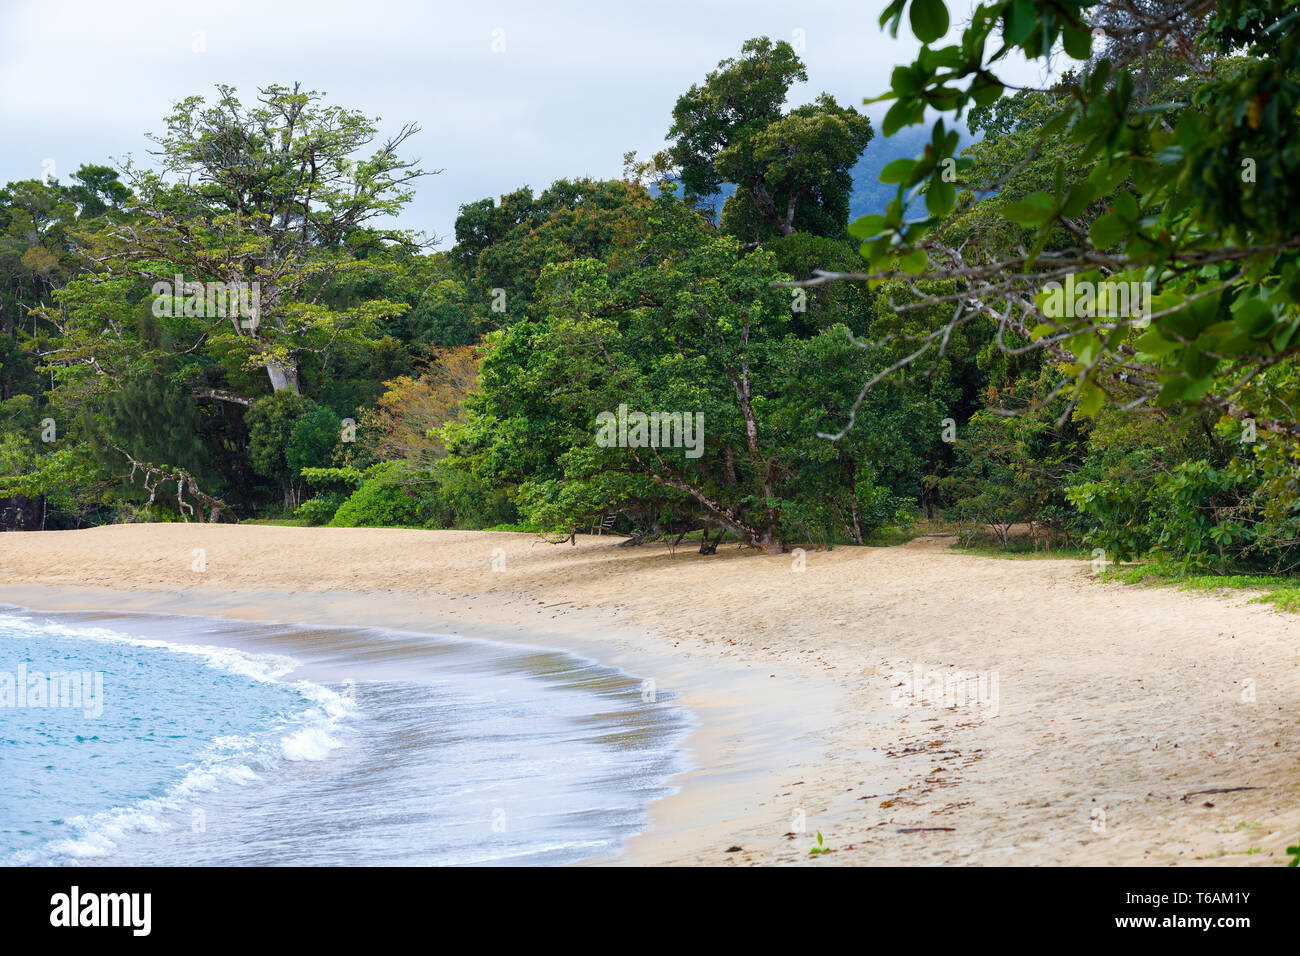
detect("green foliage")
[452,178,652,327]
[936,410,1051,546]
[4,20,1300,604]
[293,466,365,525]
[246,392,340,507]
[325,458,513,530]
[670,38,873,240]
[294,495,345,526]
[1069,454,1278,572]
[858,0,1300,444]
[329,462,433,527]
[450,191,952,552]
[1062,407,1300,572]
[327,461,443,528]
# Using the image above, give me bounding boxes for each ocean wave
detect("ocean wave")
[0,612,356,865]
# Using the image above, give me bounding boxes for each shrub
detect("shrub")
[295,495,344,526]
[327,461,457,528]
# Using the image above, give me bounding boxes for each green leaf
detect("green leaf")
[1060,181,1098,218]
[882,98,925,137]
[1231,297,1276,338]
[1077,382,1106,417]
[1154,146,1185,166]
[848,214,887,240]
[1002,0,1037,45]
[925,176,955,216]
[909,0,949,43]
[891,65,923,97]
[1182,375,1215,401]
[1134,327,1179,356]
[971,75,1004,107]
[1001,191,1055,226]
[880,0,907,33]
[899,248,928,273]
[1089,211,1129,248]
[1062,25,1092,60]
[879,158,918,184]
[1156,375,1190,405]
[1113,191,1139,221]
[1273,318,1300,352]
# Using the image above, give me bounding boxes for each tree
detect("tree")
[0,166,129,401]
[48,83,432,399]
[452,193,942,553]
[669,38,874,240]
[359,345,480,469]
[245,391,339,508]
[808,0,1300,453]
[452,178,653,326]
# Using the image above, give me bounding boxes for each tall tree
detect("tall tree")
[60,83,433,398]
[668,37,874,240]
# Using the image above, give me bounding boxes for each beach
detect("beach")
[2,523,1299,866]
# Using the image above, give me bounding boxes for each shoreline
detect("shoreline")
[0,582,849,867]
[0,601,691,866]
[3,524,1300,865]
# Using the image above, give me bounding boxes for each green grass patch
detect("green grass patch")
[862,524,921,547]
[949,537,1091,560]
[1102,563,1300,613]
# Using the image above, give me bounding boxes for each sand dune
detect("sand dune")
[2,523,1298,865]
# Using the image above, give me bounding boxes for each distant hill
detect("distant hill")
[649,122,977,229]
[848,124,977,222]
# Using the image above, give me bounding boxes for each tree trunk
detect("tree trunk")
[266,360,300,393]
[756,527,783,555]
[847,457,863,544]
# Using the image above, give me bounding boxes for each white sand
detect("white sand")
[2,523,1298,865]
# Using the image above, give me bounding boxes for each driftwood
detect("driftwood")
[1181,787,1261,803]
[112,446,238,523]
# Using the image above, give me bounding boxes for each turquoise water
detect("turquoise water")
[0,608,689,866]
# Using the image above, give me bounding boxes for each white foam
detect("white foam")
[0,612,357,864]
[0,613,298,682]
[281,727,340,761]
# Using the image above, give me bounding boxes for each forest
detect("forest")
[3,0,1299,583]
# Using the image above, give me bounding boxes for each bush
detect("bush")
[328,462,449,528]
[295,495,344,526]
[1068,456,1262,572]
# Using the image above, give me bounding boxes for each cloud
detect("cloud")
[0,0,1046,242]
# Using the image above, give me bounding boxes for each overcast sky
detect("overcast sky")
[0,0,1053,244]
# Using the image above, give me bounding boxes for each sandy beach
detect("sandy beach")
[2,523,1298,866]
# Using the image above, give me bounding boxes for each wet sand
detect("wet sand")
[3,524,1299,865]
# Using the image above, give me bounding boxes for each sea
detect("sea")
[0,605,691,866]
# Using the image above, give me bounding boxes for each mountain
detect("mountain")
[648,123,977,229]
[848,124,977,222]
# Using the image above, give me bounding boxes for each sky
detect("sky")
[0,0,1054,245]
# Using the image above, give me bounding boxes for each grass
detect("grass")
[862,524,922,547]
[938,526,1300,613]
[1102,563,1300,613]
[952,540,1092,560]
